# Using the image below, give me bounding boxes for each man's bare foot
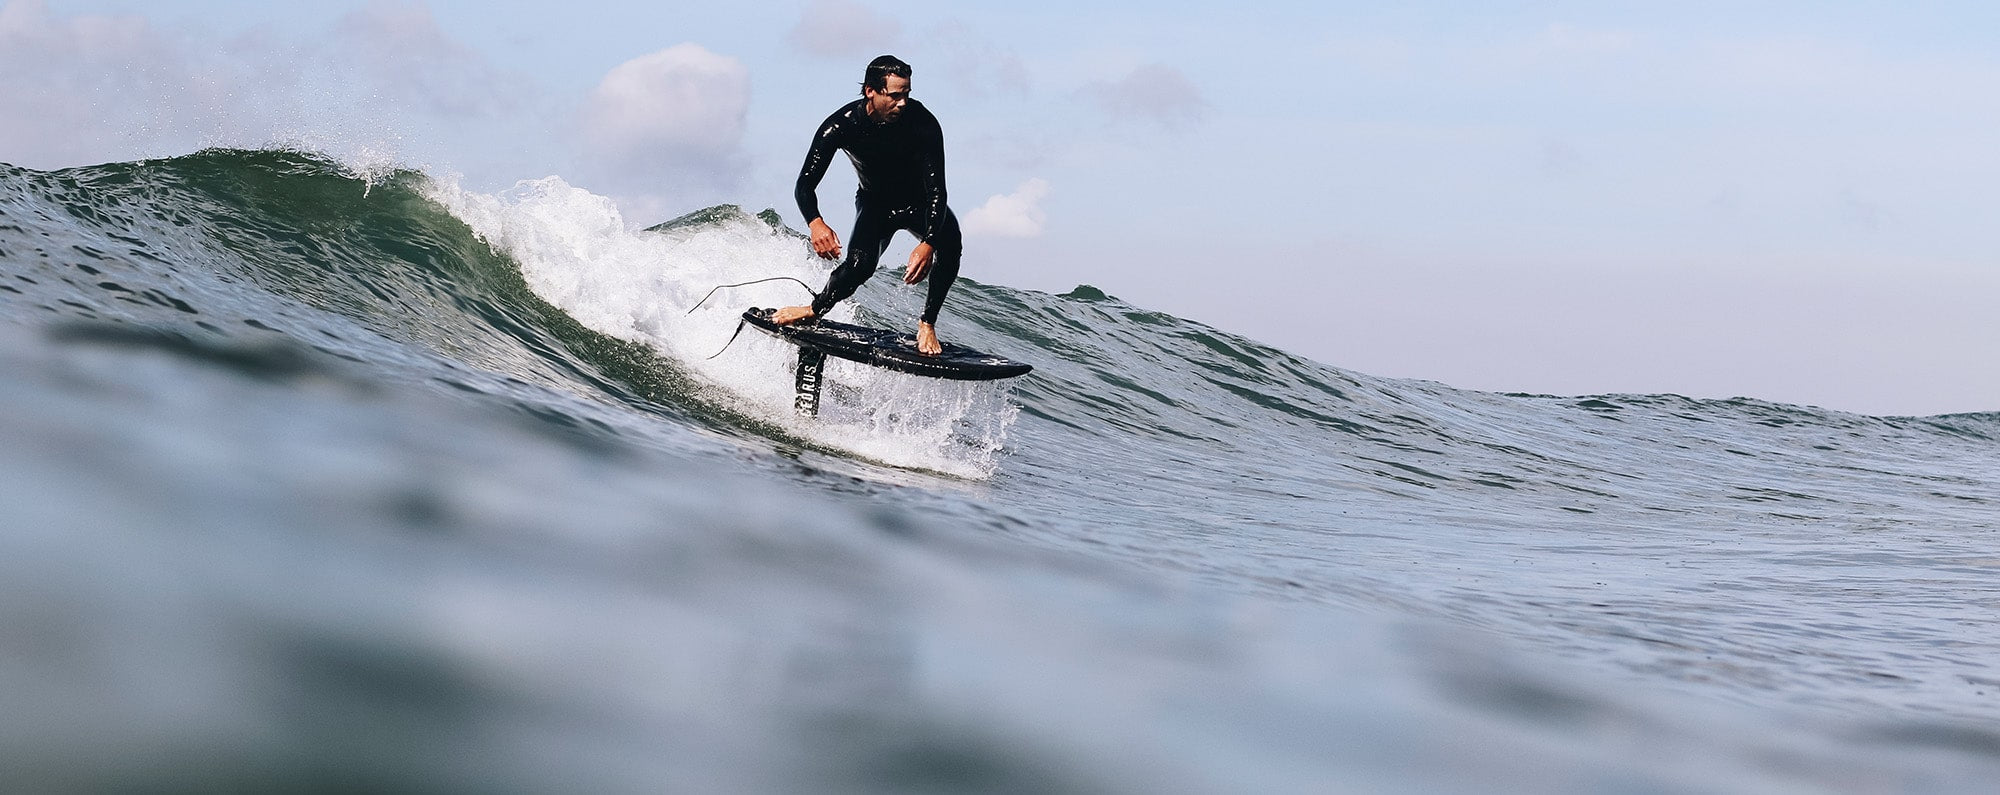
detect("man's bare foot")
[773,305,816,325]
[915,322,941,355]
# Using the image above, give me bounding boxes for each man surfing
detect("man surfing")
[772,55,961,356]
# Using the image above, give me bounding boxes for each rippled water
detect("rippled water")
[2,150,1996,792]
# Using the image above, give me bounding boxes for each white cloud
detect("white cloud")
[579,44,751,195]
[0,1,751,214]
[333,0,521,118]
[786,0,899,60]
[1086,64,1206,130]
[0,0,537,172]
[0,0,246,167]
[963,178,1050,238]
[927,20,1031,99]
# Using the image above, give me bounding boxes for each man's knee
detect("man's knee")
[934,211,964,257]
[933,236,962,261]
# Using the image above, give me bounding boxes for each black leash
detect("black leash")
[705,319,751,360]
[691,276,820,360]
[687,276,818,315]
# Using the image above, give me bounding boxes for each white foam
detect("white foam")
[423,175,1017,478]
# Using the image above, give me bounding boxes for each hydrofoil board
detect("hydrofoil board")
[741,307,1032,381]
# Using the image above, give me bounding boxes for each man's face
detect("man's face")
[864,74,910,122]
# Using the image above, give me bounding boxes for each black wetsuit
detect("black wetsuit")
[795,97,961,324]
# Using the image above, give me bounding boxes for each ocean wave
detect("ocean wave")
[5,147,1999,791]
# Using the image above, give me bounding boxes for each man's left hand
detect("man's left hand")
[903,241,935,284]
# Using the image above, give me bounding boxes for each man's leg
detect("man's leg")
[911,208,962,354]
[775,207,893,324]
[916,208,963,324]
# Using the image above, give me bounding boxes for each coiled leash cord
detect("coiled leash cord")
[689,277,820,360]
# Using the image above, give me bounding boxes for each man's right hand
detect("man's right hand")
[808,218,842,260]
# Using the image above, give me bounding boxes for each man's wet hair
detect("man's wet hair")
[861,55,912,93]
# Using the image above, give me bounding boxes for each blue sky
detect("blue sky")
[7,0,1998,415]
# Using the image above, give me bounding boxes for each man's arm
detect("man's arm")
[913,106,949,244]
[900,106,948,284]
[795,116,845,259]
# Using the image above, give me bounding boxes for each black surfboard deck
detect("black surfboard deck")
[741,308,1032,381]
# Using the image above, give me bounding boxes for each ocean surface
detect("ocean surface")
[2,149,1997,793]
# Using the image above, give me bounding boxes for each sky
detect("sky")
[4,0,1997,416]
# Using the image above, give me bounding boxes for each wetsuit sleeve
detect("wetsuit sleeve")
[795,113,843,225]
[916,110,949,243]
